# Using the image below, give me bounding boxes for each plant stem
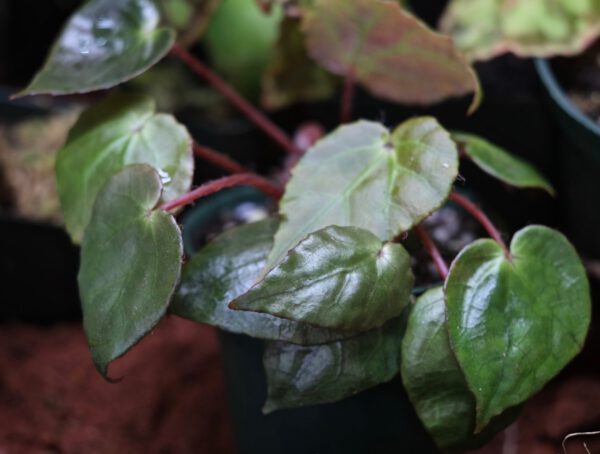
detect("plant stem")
[414,225,449,280]
[449,191,509,255]
[170,44,300,156]
[193,142,249,174]
[340,71,355,123]
[160,174,283,212]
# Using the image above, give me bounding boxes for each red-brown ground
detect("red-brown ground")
[0,316,598,454]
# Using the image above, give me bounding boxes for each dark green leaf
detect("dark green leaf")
[445,226,591,431]
[171,219,351,344]
[16,0,175,97]
[303,0,481,111]
[56,93,193,243]
[401,287,519,450]
[79,164,183,377]
[266,118,458,271]
[263,315,406,413]
[233,225,414,332]
[453,132,554,195]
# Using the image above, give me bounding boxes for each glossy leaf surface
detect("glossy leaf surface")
[56,93,193,243]
[445,226,591,431]
[453,132,554,195]
[263,315,405,413]
[265,118,458,271]
[233,225,414,332]
[171,219,351,344]
[303,0,480,109]
[79,164,183,377]
[402,287,518,450]
[17,0,175,97]
[440,0,600,60]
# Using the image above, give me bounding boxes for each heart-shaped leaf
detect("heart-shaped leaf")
[265,118,458,271]
[445,226,591,431]
[453,132,554,195]
[263,315,406,413]
[303,0,481,110]
[440,0,600,61]
[233,225,414,332]
[79,164,183,377]
[56,93,193,243]
[401,287,519,450]
[16,0,176,97]
[171,218,351,345]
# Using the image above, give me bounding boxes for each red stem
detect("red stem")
[449,192,510,255]
[170,44,300,156]
[340,71,355,123]
[193,142,248,174]
[160,174,283,212]
[414,225,449,280]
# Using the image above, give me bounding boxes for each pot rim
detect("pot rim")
[535,58,600,138]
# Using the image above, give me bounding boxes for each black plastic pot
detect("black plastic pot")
[535,59,600,259]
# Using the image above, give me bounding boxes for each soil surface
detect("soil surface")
[0,316,599,454]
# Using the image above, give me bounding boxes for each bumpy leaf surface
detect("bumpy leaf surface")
[266,118,458,271]
[171,219,351,344]
[233,225,414,332]
[440,0,600,60]
[79,164,183,377]
[453,132,554,194]
[16,0,175,96]
[445,226,591,431]
[56,93,193,243]
[263,315,405,413]
[303,0,480,109]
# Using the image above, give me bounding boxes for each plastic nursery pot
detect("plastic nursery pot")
[535,59,600,259]
[180,187,440,454]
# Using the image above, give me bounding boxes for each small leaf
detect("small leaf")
[15,0,175,97]
[266,118,458,271]
[445,226,591,431]
[171,219,351,344]
[158,0,221,46]
[401,287,519,450]
[263,315,406,413]
[303,0,480,110]
[233,225,414,332]
[56,93,193,243]
[453,132,555,195]
[440,0,600,61]
[79,164,183,377]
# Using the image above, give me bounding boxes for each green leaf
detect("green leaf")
[453,132,555,195]
[79,164,183,378]
[233,225,414,332]
[303,0,481,111]
[158,0,221,46]
[171,219,351,344]
[265,118,458,271]
[440,0,600,60]
[401,287,519,450]
[263,315,406,413]
[15,0,175,97]
[56,93,193,243]
[445,226,591,431]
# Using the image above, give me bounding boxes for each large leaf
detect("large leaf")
[233,225,414,332]
[303,0,480,110]
[56,93,193,243]
[401,287,519,450]
[440,0,600,61]
[453,132,555,195]
[263,315,406,413]
[16,0,175,97]
[171,219,351,344]
[265,118,458,271]
[79,164,183,377]
[445,226,591,431]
